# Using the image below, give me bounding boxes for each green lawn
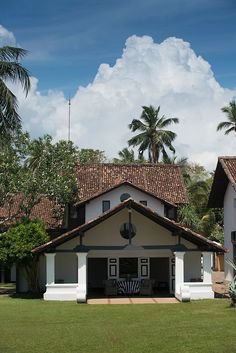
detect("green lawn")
[0,297,235,353]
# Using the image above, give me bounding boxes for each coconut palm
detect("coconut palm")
[128,105,179,163]
[217,100,236,135]
[0,46,30,137]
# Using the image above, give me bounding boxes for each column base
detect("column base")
[76,284,87,303]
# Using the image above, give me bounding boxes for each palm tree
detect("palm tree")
[217,100,236,135]
[0,46,30,137]
[128,105,179,163]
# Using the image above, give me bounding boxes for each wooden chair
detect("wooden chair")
[104,280,117,296]
[140,279,154,295]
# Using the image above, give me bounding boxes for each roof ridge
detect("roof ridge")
[77,163,181,168]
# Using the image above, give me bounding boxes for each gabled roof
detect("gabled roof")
[76,180,176,208]
[208,157,236,208]
[33,198,225,254]
[76,164,188,205]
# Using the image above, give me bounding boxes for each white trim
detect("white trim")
[45,253,56,285]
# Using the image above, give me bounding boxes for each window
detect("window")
[119,258,138,279]
[140,200,147,206]
[102,200,110,213]
[120,193,130,202]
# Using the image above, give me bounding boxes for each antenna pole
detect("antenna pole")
[68,98,71,141]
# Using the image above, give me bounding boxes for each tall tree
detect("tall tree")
[0,46,30,137]
[128,105,179,163]
[0,133,79,227]
[217,100,236,135]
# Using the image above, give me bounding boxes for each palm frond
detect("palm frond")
[158,117,179,128]
[225,126,235,135]
[128,132,148,147]
[0,46,28,61]
[0,61,30,95]
[217,121,233,131]
[128,119,147,132]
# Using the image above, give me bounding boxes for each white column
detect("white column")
[174,252,185,297]
[45,253,56,285]
[76,252,88,303]
[202,252,212,283]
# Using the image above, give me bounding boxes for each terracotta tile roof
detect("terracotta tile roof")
[208,156,236,208]
[219,157,236,189]
[33,198,225,254]
[0,195,62,229]
[76,164,188,205]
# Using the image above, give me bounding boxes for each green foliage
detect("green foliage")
[113,147,148,164]
[217,100,236,135]
[0,133,79,226]
[0,46,30,137]
[128,105,179,163]
[226,259,236,306]
[0,218,48,266]
[0,218,49,292]
[77,148,106,164]
[178,162,224,243]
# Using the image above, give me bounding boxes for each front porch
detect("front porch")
[43,249,214,302]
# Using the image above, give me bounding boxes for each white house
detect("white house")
[28,164,224,302]
[208,156,236,281]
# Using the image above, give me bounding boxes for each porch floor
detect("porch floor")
[87,297,179,304]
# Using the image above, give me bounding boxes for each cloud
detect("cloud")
[0,25,16,46]
[11,33,236,170]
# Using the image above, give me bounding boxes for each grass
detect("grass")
[0,283,15,288]
[0,297,235,353]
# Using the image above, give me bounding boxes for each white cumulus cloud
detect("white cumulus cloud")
[0,25,16,46]
[7,32,236,170]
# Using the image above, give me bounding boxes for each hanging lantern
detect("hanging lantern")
[120,223,136,239]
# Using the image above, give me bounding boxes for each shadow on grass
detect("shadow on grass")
[9,291,43,299]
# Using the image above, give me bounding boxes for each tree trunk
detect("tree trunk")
[23,258,40,293]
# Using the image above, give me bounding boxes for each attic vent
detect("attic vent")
[120,193,130,202]
[231,231,236,243]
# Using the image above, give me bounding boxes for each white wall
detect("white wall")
[224,183,236,280]
[55,253,77,283]
[184,252,201,282]
[85,184,165,221]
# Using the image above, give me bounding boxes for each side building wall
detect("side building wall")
[224,183,236,281]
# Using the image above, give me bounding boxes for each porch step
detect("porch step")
[87,297,179,304]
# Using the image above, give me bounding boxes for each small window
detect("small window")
[140,200,147,206]
[102,200,110,213]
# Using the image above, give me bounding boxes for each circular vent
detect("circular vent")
[120,193,130,202]
[120,223,137,239]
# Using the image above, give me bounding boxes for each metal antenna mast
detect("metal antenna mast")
[68,97,71,141]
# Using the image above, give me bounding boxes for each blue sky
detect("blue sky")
[1,0,236,98]
[1,0,236,168]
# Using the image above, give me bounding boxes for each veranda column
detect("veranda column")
[202,252,212,283]
[174,252,185,298]
[76,252,88,303]
[45,253,56,285]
